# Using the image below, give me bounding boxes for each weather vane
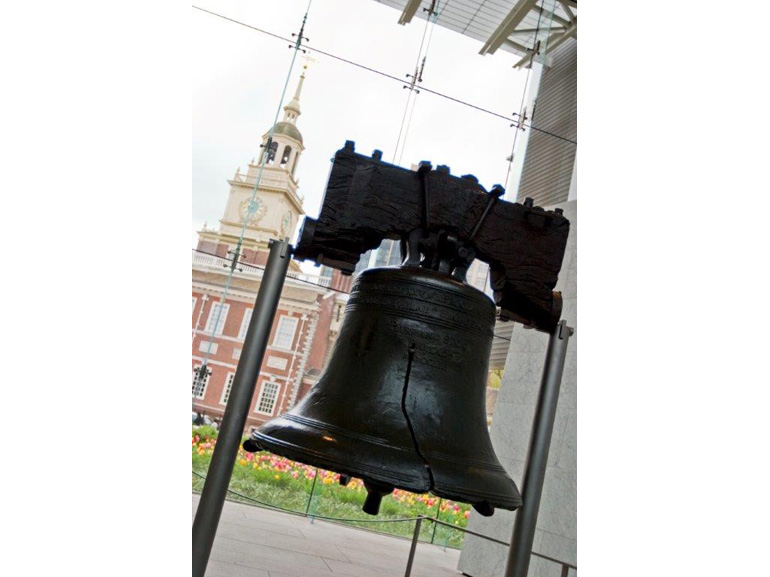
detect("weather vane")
[301,53,319,69]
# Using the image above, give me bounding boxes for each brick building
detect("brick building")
[191,71,351,433]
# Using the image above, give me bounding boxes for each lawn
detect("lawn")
[192,425,471,548]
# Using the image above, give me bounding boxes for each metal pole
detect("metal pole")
[192,239,292,577]
[404,517,423,577]
[504,320,573,577]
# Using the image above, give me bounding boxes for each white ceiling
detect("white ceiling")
[373,0,577,67]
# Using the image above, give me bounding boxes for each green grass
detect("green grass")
[192,427,469,548]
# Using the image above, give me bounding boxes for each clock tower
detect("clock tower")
[196,70,308,269]
[192,67,351,437]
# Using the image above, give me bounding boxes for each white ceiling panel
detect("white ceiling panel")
[371,0,576,61]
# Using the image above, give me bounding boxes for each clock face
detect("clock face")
[280,212,294,237]
[239,197,267,225]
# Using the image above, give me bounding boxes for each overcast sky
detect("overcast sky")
[192,0,536,265]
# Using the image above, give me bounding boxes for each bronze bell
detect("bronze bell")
[243,266,522,516]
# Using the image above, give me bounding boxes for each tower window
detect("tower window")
[280,146,292,169]
[266,141,278,165]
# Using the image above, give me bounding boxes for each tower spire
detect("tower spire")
[282,68,306,124]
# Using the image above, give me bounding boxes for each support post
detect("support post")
[404,517,423,577]
[504,320,573,577]
[192,239,292,577]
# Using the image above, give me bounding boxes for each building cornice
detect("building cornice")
[191,280,322,312]
[191,259,331,297]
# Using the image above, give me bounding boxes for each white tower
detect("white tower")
[198,71,308,259]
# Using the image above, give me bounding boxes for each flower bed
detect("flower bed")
[192,426,471,548]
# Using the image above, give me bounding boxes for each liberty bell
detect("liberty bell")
[245,265,521,516]
[243,141,570,517]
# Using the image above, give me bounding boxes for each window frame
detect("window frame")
[205,302,230,335]
[238,308,253,340]
[219,372,236,405]
[271,315,298,350]
[266,141,278,165]
[192,364,211,399]
[280,145,292,169]
[255,380,280,416]
[198,341,218,354]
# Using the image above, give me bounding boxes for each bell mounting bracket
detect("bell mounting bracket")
[294,141,570,332]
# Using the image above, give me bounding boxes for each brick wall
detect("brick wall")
[191,290,316,431]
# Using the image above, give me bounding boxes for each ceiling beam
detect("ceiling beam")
[398,0,423,25]
[559,1,576,21]
[503,38,534,54]
[479,0,539,55]
[511,27,566,35]
[513,19,576,68]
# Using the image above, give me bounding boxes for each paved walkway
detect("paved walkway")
[193,494,463,577]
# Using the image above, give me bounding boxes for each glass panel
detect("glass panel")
[504,0,564,199]
[191,0,573,557]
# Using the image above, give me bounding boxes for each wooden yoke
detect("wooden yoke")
[293,141,570,332]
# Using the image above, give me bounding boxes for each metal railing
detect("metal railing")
[409,516,577,577]
[192,469,576,577]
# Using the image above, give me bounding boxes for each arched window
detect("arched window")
[291,154,299,176]
[266,141,278,165]
[280,146,292,169]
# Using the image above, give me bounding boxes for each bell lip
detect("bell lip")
[250,431,432,494]
[431,482,523,510]
[250,431,523,511]
[425,453,522,506]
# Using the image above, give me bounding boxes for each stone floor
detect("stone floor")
[193,494,463,577]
